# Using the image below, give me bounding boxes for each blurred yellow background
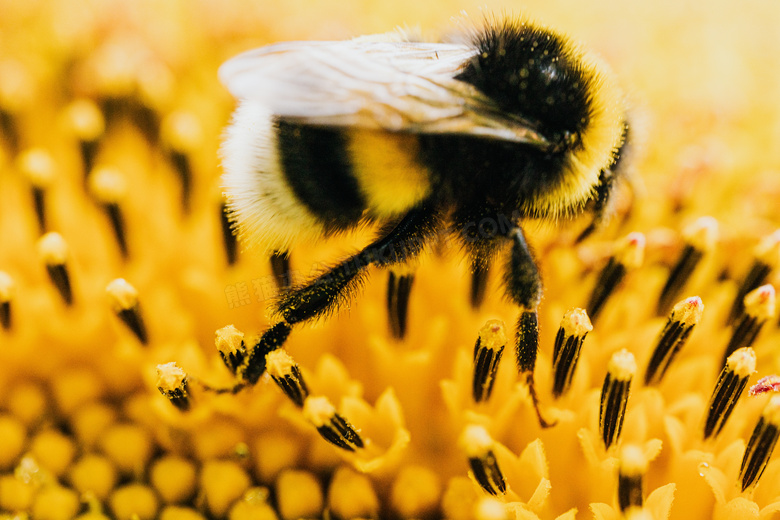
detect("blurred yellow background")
[4,0,780,240]
[3,1,780,519]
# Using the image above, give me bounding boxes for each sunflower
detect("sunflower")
[1,1,780,519]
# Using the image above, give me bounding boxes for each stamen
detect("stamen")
[64,99,104,177]
[270,251,292,290]
[266,349,309,407]
[587,232,645,323]
[204,324,281,392]
[0,271,13,330]
[0,105,17,153]
[551,308,593,398]
[750,375,780,396]
[516,310,555,428]
[656,217,718,315]
[387,270,415,339]
[727,230,780,325]
[470,262,490,309]
[18,148,55,234]
[88,167,128,258]
[219,199,239,266]
[106,278,148,345]
[156,362,190,411]
[722,284,774,367]
[303,396,364,452]
[644,296,703,386]
[460,424,506,496]
[472,319,507,403]
[135,61,174,144]
[618,444,647,513]
[600,349,636,450]
[739,395,780,492]
[37,232,73,306]
[703,347,756,440]
[0,60,33,153]
[161,111,202,214]
[215,325,246,376]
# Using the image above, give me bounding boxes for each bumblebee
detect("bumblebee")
[219,16,629,418]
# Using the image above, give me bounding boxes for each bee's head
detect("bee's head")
[456,19,596,150]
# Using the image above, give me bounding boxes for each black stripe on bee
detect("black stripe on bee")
[276,119,366,231]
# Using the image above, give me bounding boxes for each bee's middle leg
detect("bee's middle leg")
[454,207,552,426]
[505,225,558,427]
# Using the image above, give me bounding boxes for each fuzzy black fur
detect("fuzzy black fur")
[456,19,594,144]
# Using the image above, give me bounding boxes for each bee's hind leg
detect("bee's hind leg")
[236,203,442,385]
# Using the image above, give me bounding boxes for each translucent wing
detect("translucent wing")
[219,40,550,147]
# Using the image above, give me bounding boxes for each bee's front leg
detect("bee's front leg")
[505,225,556,428]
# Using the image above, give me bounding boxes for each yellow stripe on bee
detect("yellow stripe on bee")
[347,130,431,218]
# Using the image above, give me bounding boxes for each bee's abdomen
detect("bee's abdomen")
[277,120,366,231]
[345,130,432,219]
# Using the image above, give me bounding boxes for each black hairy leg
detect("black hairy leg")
[504,226,542,312]
[276,204,440,324]
[386,203,514,338]
[504,226,555,427]
[451,205,510,308]
[576,166,618,243]
[232,203,442,385]
[577,121,631,243]
[453,205,553,427]
[453,204,512,275]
